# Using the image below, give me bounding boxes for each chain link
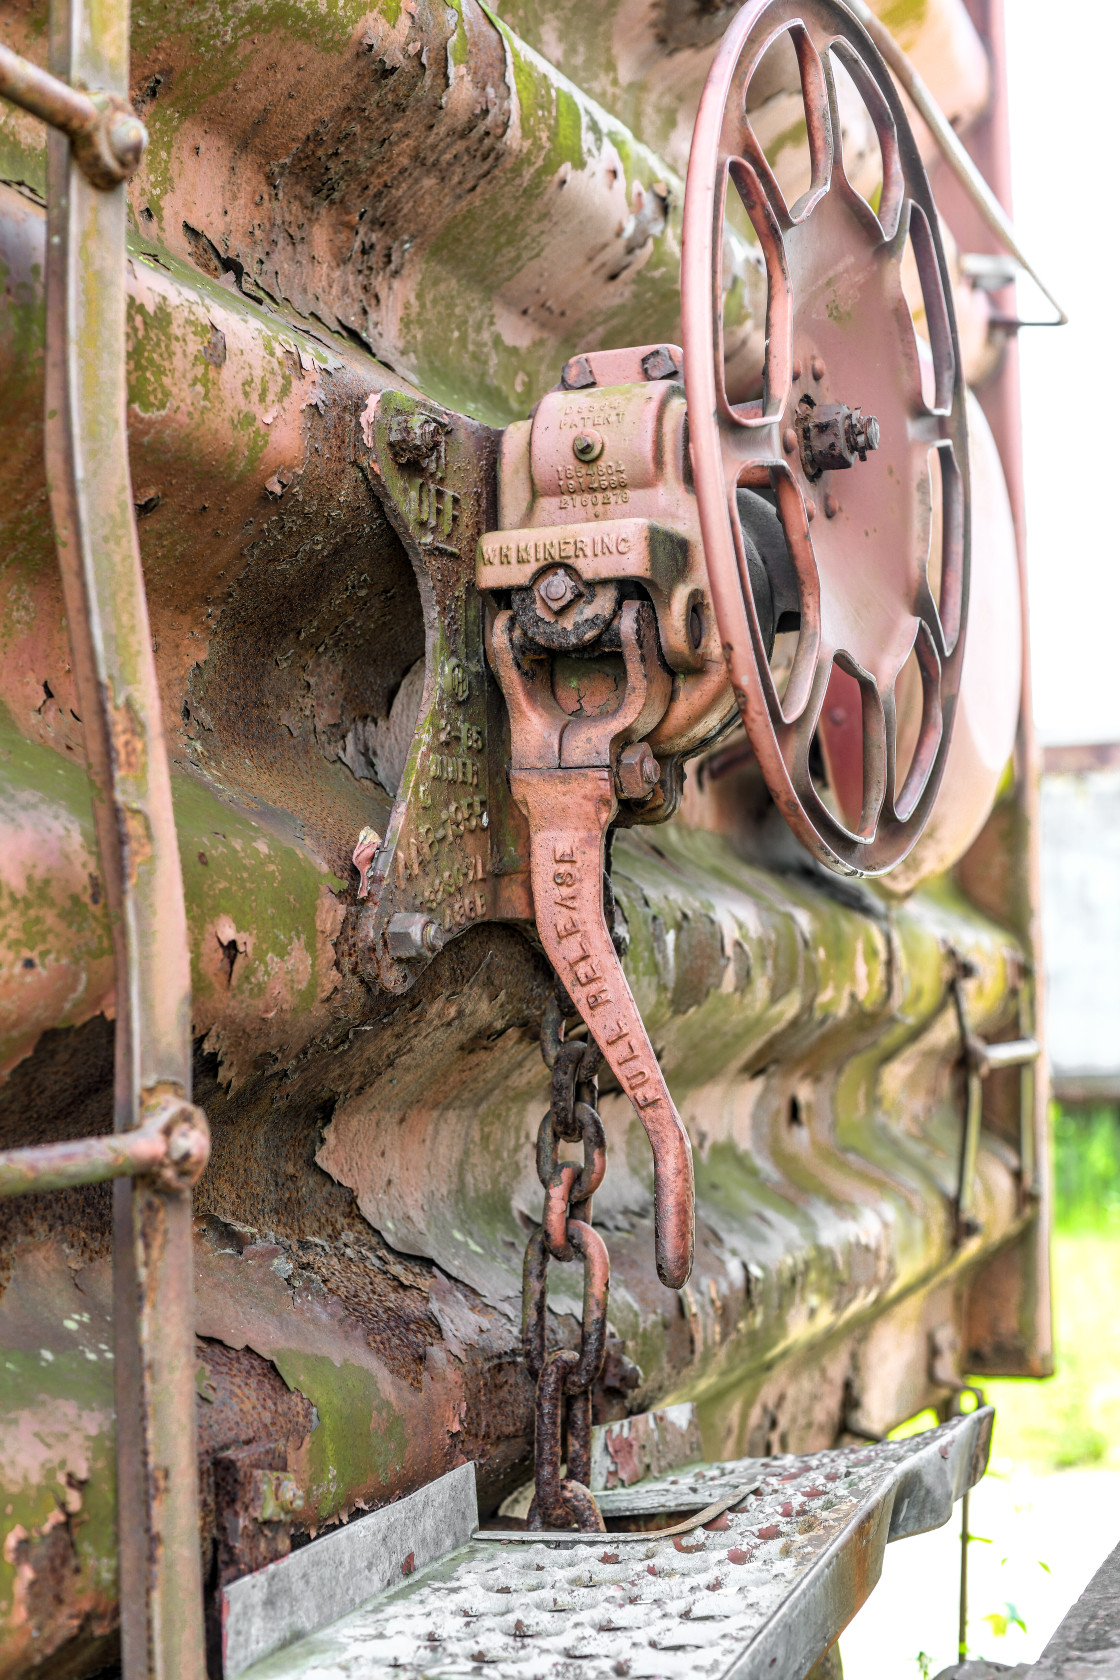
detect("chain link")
[522,988,610,1531]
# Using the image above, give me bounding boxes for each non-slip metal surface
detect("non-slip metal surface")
[234,1411,991,1680]
[223,1465,480,1679]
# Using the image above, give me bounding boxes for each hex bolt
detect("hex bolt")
[541,570,572,604]
[797,400,881,478]
[640,345,680,382]
[572,429,604,463]
[846,411,880,460]
[387,911,446,960]
[535,566,582,614]
[616,741,661,801]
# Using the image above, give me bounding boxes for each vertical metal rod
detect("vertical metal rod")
[44,2,206,1675]
[957,1067,983,1238]
[958,1485,970,1661]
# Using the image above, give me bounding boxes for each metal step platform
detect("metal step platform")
[224,1407,992,1680]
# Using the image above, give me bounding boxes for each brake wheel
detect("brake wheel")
[682,0,969,875]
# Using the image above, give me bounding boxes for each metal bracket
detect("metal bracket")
[355,389,530,992]
[951,958,1040,1241]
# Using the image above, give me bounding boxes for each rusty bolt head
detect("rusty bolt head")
[387,912,446,960]
[386,411,445,468]
[536,566,582,614]
[798,400,881,478]
[254,1470,306,1523]
[847,410,880,460]
[109,114,148,175]
[640,345,680,382]
[572,429,604,464]
[561,354,596,391]
[151,1100,211,1192]
[616,741,661,801]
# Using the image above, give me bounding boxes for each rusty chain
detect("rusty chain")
[522,986,611,1531]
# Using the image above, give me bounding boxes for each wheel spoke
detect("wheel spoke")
[682,0,970,875]
[826,38,905,242]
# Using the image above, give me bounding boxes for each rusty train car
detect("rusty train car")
[0,0,1052,1675]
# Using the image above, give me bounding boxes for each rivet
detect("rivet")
[811,356,826,381]
[791,358,802,381]
[824,493,839,519]
[805,497,816,522]
[782,427,798,455]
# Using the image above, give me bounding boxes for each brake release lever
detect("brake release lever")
[488,601,695,1289]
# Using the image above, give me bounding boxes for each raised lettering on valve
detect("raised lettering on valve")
[477,344,731,1301]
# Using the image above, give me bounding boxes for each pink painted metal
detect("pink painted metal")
[487,602,694,1289]
[681,0,971,875]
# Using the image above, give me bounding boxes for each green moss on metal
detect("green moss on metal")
[173,772,332,1022]
[127,288,177,415]
[131,0,383,228]
[765,115,810,170]
[398,8,684,424]
[0,706,337,1054]
[0,1345,117,1627]
[0,119,47,203]
[269,1349,407,1520]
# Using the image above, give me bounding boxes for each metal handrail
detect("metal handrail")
[0,4,207,1676]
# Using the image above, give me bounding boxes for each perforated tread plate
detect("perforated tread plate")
[237,1410,991,1680]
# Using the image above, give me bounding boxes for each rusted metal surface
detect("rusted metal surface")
[0,0,210,1671]
[589,1404,704,1496]
[0,0,1049,1670]
[0,1093,207,1195]
[230,1410,991,1680]
[522,1000,609,1530]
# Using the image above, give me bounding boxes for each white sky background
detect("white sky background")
[1006,0,1120,746]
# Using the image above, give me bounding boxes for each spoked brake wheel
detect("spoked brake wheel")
[682,0,969,876]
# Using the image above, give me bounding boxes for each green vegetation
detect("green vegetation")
[894,1105,1120,1470]
[982,1106,1120,1474]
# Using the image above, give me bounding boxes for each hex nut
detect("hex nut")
[572,429,604,463]
[616,742,661,801]
[387,912,446,959]
[640,345,680,382]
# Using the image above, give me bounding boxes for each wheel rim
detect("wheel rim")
[682,0,970,876]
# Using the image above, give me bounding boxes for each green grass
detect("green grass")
[985,1106,1120,1473]
[983,1229,1120,1472]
